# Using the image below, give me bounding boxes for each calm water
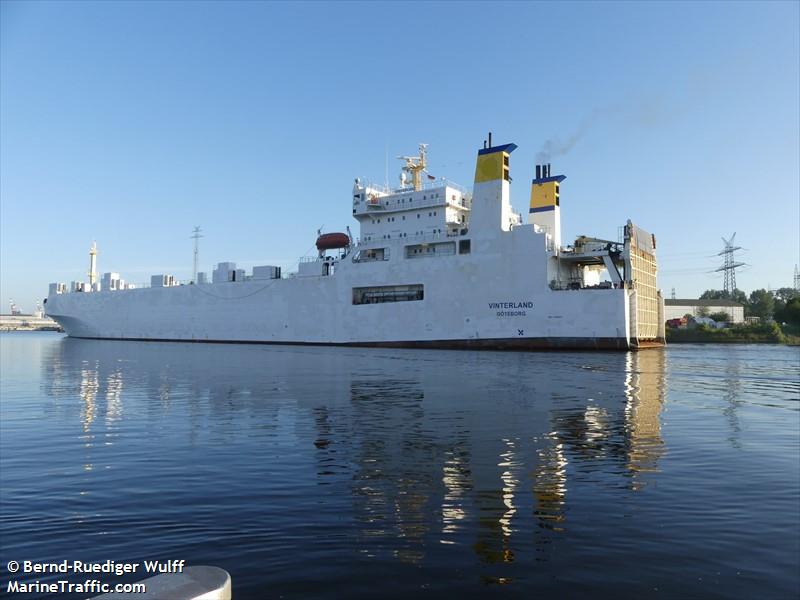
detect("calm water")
[1,333,798,599]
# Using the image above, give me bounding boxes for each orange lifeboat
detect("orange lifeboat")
[316,232,350,251]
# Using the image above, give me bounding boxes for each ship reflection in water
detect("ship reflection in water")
[3,336,794,598]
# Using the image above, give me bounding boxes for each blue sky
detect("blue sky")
[2,0,798,311]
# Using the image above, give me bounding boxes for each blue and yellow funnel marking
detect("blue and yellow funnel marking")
[474,143,517,184]
[529,174,565,213]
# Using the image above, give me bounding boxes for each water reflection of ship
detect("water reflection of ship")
[472,437,521,572]
[625,349,667,486]
[43,339,667,576]
[542,350,667,500]
[347,377,433,564]
[533,432,568,532]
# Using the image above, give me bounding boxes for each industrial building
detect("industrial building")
[664,299,744,323]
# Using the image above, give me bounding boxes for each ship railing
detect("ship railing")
[60,279,250,293]
[129,280,196,289]
[298,256,337,263]
[357,195,471,215]
[549,279,626,291]
[62,282,155,293]
[358,178,469,196]
[354,228,465,249]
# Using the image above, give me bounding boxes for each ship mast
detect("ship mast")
[397,143,428,191]
[191,226,203,283]
[88,241,98,288]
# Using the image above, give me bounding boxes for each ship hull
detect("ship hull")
[46,226,663,351]
[59,335,633,350]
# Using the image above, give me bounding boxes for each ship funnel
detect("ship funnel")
[530,164,566,248]
[472,137,517,236]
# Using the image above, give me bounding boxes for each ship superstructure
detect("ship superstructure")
[46,137,665,350]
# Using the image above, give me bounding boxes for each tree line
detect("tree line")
[699,287,800,325]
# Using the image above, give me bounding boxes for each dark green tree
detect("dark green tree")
[700,289,727,299]
[772,287,799,315]
[774,298,800,326]
[709,311,730,323]
[748,289,775,320]
[700,288,747,305]
[774,287,799,303]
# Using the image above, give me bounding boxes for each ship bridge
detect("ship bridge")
[352,145,473,246]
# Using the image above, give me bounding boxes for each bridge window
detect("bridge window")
[405,242,456,258]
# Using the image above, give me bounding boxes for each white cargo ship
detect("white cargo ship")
[46,137,665,350]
